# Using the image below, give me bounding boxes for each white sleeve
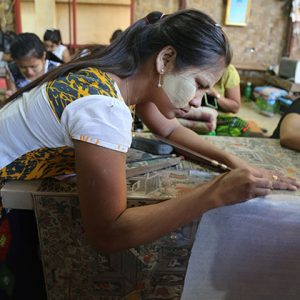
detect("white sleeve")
[61,95,133,152]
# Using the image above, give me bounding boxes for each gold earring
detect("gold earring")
[158,68,164,88]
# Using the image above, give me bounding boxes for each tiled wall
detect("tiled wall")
[133,0,290,70]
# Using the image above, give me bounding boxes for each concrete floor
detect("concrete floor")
[236,101,281,137]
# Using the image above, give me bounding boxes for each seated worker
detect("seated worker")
[43,29,71,63]
[5,32,60,97]
[207,63,241,114]
[205,64,250,136]
[271,98,300,151]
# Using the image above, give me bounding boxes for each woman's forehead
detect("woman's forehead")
[17,57,43,67]
[183,65,225,81]
[45,40,56,46]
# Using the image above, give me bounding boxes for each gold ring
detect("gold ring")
[272,175,278,181]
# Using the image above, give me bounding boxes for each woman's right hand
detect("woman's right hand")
[205,168,273,208]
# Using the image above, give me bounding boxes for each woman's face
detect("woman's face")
[156,65,224,119]
[44,40,58,52]
[16,56,46,81]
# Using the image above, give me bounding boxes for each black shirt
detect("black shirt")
[271,98,300,138]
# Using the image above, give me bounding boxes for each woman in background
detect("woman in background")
[5,32,60,97]
[43,29,71,63]
[206,64,249,136]
[208,63,241,113]
[208,64,250,137]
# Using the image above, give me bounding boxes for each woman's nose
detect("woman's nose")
[189,91,205,108]
[26,68,35,77]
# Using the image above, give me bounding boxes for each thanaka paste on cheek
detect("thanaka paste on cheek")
[162,73,196,108]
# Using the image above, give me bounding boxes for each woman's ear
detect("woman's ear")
[42,51,47,61]
[156,46,177,74]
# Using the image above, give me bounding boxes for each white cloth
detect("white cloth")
[52,44,67,60]
[182,195,300,300]
[0,84,132,169]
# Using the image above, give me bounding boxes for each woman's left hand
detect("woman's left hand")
[251,166,300,191]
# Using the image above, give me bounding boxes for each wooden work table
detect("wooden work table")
[1,136,299,300]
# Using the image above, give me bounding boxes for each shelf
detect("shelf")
[264,74,300,92]
[236,63,267,71]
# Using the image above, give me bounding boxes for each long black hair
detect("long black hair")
[10,32,45,60]
[43,29,62,44]
[5,9,232,105]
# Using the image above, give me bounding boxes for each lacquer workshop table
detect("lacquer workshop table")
[1,136,299,300]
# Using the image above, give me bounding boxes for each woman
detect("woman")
[208,63,241,113]
[0,10,298,256]
[43,29,71,63]
[5,32,60,97]
[206,63,247,136]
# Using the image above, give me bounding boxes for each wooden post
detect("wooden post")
[14,0,22,34]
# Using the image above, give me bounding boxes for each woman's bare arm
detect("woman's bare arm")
[5,76,17,98]
[137,102,300,189]
[62,48,71,63]
[137,101,245,168]
[74,139,273,254]
[210,85,241,113]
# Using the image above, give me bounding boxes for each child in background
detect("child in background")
[5,32,60,97]
[43,29,71,63]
